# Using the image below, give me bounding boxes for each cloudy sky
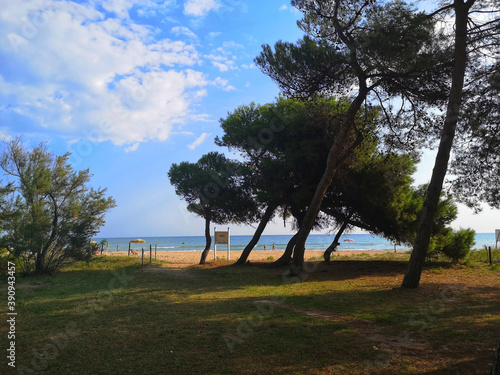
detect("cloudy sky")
[0,0,497,238]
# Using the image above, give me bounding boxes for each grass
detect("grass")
[1,251,499,374]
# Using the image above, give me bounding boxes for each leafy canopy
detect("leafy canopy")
[168,152,259,225]
[0,138,116,275]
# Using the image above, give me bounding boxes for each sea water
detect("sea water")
[93,233,497,252]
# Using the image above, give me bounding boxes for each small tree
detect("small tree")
[0,139,116,275]
[168,152,259,264]
[435,228,475,263]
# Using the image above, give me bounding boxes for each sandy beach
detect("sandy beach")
[104,249,399,266]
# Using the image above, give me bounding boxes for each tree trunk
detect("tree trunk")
[290,88,368,276]
[199,209,212,265]
[35,252,45,275]
[324,221,348,262]
[270,232,299,267]
[402,1,470,288]
[235,204,276,265]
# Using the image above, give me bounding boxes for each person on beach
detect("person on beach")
[264,244,266,250]
[272,243,275,250]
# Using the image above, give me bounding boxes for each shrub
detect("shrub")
[0,139,115,275]
[438,228,475,263]
[0,249,21,277]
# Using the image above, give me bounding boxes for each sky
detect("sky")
[0,0,498,238]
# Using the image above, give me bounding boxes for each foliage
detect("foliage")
[451,61,500,209]
[168,152,259,262]
[257,0,453,149]
[254,0,457,276]
[217,96,388,264]
[217,96,460,251]
[322,152,419,243]
[403,0,500,287]
[0,138,116,275]
[217,97,379,227]
[435,228,476,263]
[168,152,258,226]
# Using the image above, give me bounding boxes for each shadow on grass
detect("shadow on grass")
[4,258,499,375]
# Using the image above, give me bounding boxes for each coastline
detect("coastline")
[103,249,404,266]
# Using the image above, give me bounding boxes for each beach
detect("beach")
[104,249,400,267]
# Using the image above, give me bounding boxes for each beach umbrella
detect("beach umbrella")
[129,239,146,255]
[130,239,146,244]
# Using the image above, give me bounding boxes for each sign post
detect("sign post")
[214,227,230,260]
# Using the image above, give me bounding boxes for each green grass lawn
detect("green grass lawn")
[1,251,499,374]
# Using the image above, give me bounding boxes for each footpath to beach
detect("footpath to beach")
[104,249,402,266]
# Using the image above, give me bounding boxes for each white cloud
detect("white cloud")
[217,40,244,52]
[0,0,212,148]
[171,26,198,40]
[204,41,244,72]
[204,53,237,72]
[184,0,221,17]
[188,132,210,149]
[278,3,300,15]
[87,69,208,145]
[208,31,222,38]
[101,0,136,18]
[241,63,256,69]
[124,142,140,152]
[211,77,235,91]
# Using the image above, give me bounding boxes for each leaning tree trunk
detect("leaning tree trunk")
[235,204,276,265]
[199,209,212,265]
[402,1,470,288]
[324,221,348,262]
[290,88,368,276]
[270,232,299,267]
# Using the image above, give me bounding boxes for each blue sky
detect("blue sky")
[0,0,498,238]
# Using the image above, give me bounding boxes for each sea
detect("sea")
[93,233,498,253]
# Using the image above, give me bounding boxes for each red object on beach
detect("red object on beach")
[344,239,354,242]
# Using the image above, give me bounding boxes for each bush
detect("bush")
[438,228,475,263]
[0,249,22,277]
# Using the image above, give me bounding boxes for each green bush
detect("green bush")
[0,249,22,276]
[427,228,452,260]
[438,228,475,263]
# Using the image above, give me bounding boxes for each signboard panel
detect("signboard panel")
[496,229,500,242]
[215,231,229,245]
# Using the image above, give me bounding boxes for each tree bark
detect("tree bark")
[402,0,471,288]
[270,232,299,267]
[199,208,212,265]
[35,252,45,274]
[235,204,276,265]
[324,221,348,262]
[290,87,368,276]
